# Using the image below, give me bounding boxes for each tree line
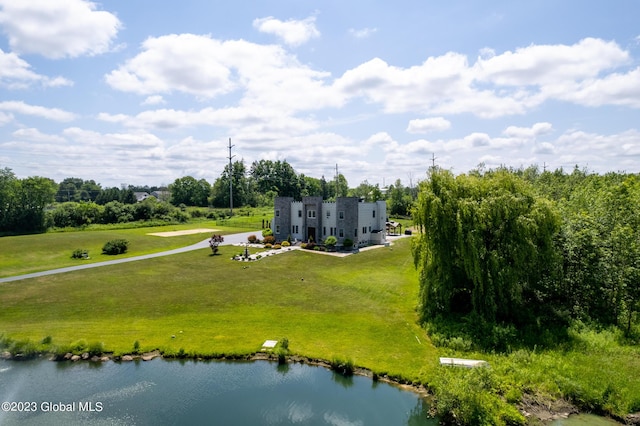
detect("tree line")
[412,166,640,344]
[173,159,415,214]
[0,160,416,234]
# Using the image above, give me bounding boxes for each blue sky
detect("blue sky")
[1,1,639,188]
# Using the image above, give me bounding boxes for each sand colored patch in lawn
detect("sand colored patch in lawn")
[147,228,218,237]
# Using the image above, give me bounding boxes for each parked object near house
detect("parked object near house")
[273,196,387,248]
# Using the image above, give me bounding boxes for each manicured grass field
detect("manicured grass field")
[0,237,438,380]
[0,222,253,278]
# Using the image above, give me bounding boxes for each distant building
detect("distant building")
[273,196,387,247]
[151,190,171,201]
[134,192,150,202]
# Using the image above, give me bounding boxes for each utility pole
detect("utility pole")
[431,153,437,168]
[335,164,339,198]
[228,138,235,216]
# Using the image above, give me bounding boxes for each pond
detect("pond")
[0,358,435,425]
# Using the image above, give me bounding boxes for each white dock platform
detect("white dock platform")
[439,357,488,368]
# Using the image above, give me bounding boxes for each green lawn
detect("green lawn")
[0,222,256,278]
[0,237,438,380]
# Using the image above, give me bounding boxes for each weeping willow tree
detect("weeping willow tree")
[412,168,560,325]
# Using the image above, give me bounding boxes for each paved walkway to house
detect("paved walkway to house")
[0,231,259,284]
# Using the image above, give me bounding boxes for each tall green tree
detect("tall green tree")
[169,176,211,207]
[210,160,251,208]
[250,159,302,199]
[412,168,560,324]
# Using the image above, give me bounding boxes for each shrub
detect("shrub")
[102,239,129,255]
[273,244,282,250]
[342,238,353,249]
[248,234,258,243]
[41,335,52,345]
[300,243,307,249]
[263,235,276,245]
[330,357,354,376]
[313,246,320,251]
[305,242,316,250]
[71,248,88,259]
[262,228,273,237]
[265,243,272,249]
[87,341,104,356]
[324,236,337,247]
[190,209,206,218]
[133,340,140,354]
[281,240,290,247]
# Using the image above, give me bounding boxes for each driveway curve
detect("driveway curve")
[0,231,259,284]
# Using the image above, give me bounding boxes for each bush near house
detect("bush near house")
[263,235,275,245]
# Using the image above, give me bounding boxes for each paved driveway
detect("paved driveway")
[0,231,260,284]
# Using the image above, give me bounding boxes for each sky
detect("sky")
[1,0,639,189]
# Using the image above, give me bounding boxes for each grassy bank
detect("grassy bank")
[1,230,638,424]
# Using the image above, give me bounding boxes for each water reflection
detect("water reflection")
[0,359,436,425]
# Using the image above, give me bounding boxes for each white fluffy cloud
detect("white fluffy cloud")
[0,101,76,121]
[335,38,640,118]
[407,117,451,134]
[0,0,121,59]
[105,34,340,112]
[0,49,72,89]
[253,16,320,47]
[474,38,629,86]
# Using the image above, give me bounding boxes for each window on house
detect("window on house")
[326,211,330,218]
[292,225,295,234]
[369,226,372,233]
[362,226,367,234]
[295,225,299,233]
[276,225,280,233]
[323,227,326,236]
[298,210,302,217]
[354,229,358,237]
[339,229,344,238]
[308,210,316,218]
[339,211,344,219]
[275,210,280,217]
[373,210,375,218]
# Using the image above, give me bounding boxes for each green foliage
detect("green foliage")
[71,248,88,259]
[324,235,337,246]
[102,239,129,255]
[342,238,353,249]
[412,168,560,325]
[0,168,57,234]
[431,367,526,426]
[170,176,210,207]
[330,356,354,376]
[281,240,290,247]
[133,340,140,354]
[262,228,273,237]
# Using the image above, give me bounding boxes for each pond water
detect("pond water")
[0,359,435,425]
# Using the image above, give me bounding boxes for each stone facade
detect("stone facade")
[273,196,387,247]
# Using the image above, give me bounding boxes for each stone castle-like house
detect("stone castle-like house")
[273,196,387,247]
